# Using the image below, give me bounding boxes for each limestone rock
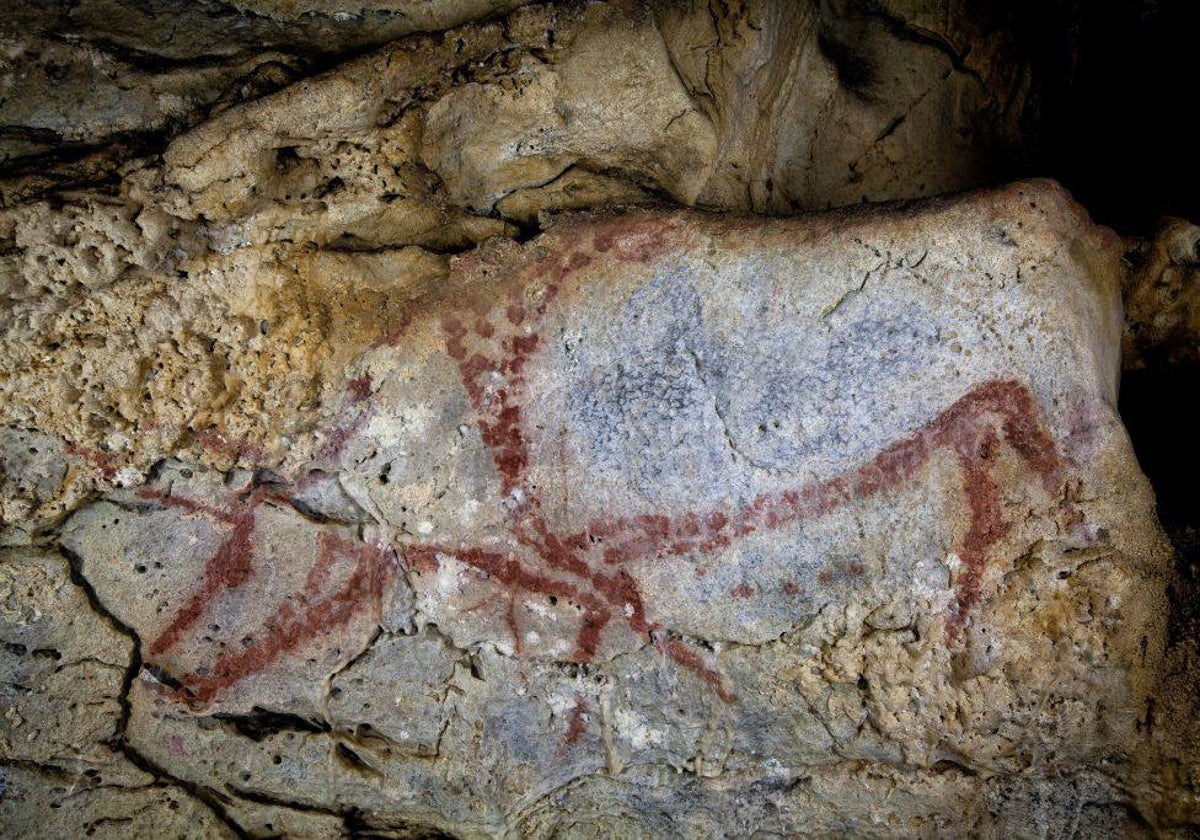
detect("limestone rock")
[4,0,1036,213]
[1119,215,1200,832]
[59,461,409,717]
[0,767,234,840]
[1,547,130,771]
[2,0,538,147]
[0,546,233,837]
[1124,217,1200,369]
[418,0,1034,214]
[494,167,657,227]
[51,181,1174,834]
[0,428,71,539]
[0,193,449,490]
[653,0,1032,213]
[0,0,1190,832]
[1,0,1043,503]
[53,0,536,61]
[0,36,298,165]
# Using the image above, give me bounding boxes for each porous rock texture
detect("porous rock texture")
[0,547,235,836]
[1,174,1186,836]
[1124,218,1200,371]
[0,1,1196,837]
[0,0,1046,525]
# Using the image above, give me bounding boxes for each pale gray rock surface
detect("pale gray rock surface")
[13,180,1174,836]
[0,547,235,837]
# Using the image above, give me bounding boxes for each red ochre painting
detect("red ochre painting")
[138,225,1079,708]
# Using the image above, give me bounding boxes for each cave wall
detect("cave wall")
[2,1,1198,837]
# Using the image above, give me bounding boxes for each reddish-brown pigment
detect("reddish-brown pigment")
[140,482,398,706]
[401,270,1073,701]
[65,442,119,480]
[564,695,590,745]
[148,235,1073,707]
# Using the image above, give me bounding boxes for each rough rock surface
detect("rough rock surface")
[1124,218,1200,370]
[0,2,1194,832]
[1118,217,1200,834]
[0,180,1176,836]
[0,0,1045,525]
[0,0,537,168]
[3,0,1036,208]
[0,547,234,836]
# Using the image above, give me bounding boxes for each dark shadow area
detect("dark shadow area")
[1017,0,1200,656]
[1017,0,1200,231]
[1118,365,1200,647]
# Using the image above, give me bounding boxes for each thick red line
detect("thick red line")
[149,240,1070,710]
[177,536,397,705]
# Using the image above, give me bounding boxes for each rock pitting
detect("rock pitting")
[2,180,1177,835]
[1,4,1195,832]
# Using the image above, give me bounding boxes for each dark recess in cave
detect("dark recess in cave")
[1120,367,1200,646]
[1034,0,1200,660]
[988,0,1200,658]
[1024,0,1200,231]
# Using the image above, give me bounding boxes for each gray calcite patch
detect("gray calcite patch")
[43,181,1175,834]
[0,428,70,539]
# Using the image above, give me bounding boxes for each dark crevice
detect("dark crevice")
[342,807,462,840]
[213,708,332,742]
[326,626,385,690]
[0,756,97,784]
[860,2,991,93]
[816,29,877,99]
[1029,0,1200,230]
[334,742,382,778]
[54,541,251,840]
[491,162,674,236]
[42,32,285,73]
[1119,364,1200,652]
[874,113,907,144]
[223,783,344,817]
[507,214,546,244]
[0,125,67,144]
[0,134,161,207]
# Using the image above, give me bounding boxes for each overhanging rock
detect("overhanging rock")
[60,180,1171,835]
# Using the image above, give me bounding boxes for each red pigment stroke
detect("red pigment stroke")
[196,429,266,466]
[177,535,396,705]
[564,695,590,744]
[139,222,699,704]
[402,272,1074,702]
[145,229,1074,707]
[65,442,119,480]
[574,378,1068,640]
[346,373,373,404]
[147,502,257,658]
[138,481,398,706]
